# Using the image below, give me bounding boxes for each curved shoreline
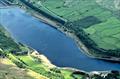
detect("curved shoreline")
[30,7,120,63]
[1,4,120,68]
[1,2,120,78]
[31,49,113,77]
[3,0,120,63]
[13,0,120,62]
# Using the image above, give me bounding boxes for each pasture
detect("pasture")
[84,17,120,50]
[39,0,114,21]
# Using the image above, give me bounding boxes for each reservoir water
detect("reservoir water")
[0,7,120,71]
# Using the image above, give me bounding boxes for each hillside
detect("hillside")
[0,58,47,79]
[25,0,120,21]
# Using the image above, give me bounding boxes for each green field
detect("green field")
[84,17,120,50]
[29,0,118,21]
[17,55,86,79]
[0,58,47,79]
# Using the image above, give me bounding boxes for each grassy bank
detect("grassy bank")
[0,58,47,79]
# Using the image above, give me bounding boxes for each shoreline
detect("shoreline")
[15,0,120,63]
[31,50,112,75]
[3,0,120,63]
[0,6,92,73]
[30,8,120,63]
[1,5,119,72]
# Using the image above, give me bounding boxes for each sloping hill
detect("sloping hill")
[0,58,47,79]
[24,0,119,21]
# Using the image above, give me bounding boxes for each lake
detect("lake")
[0,7,120,71]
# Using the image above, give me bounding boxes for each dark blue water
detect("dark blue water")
[0,7,120,71]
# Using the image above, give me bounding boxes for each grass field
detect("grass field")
[17,55,47,71]
[17,55,84,79]
[96,0,120,11]
[17,54,87,79]
[84,17,120,50]
[0,58,47,79]
[61,69,86,79]
[29,0,117,21]
[17,55,65,79]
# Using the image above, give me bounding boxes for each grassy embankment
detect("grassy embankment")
[0,57,47,79]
